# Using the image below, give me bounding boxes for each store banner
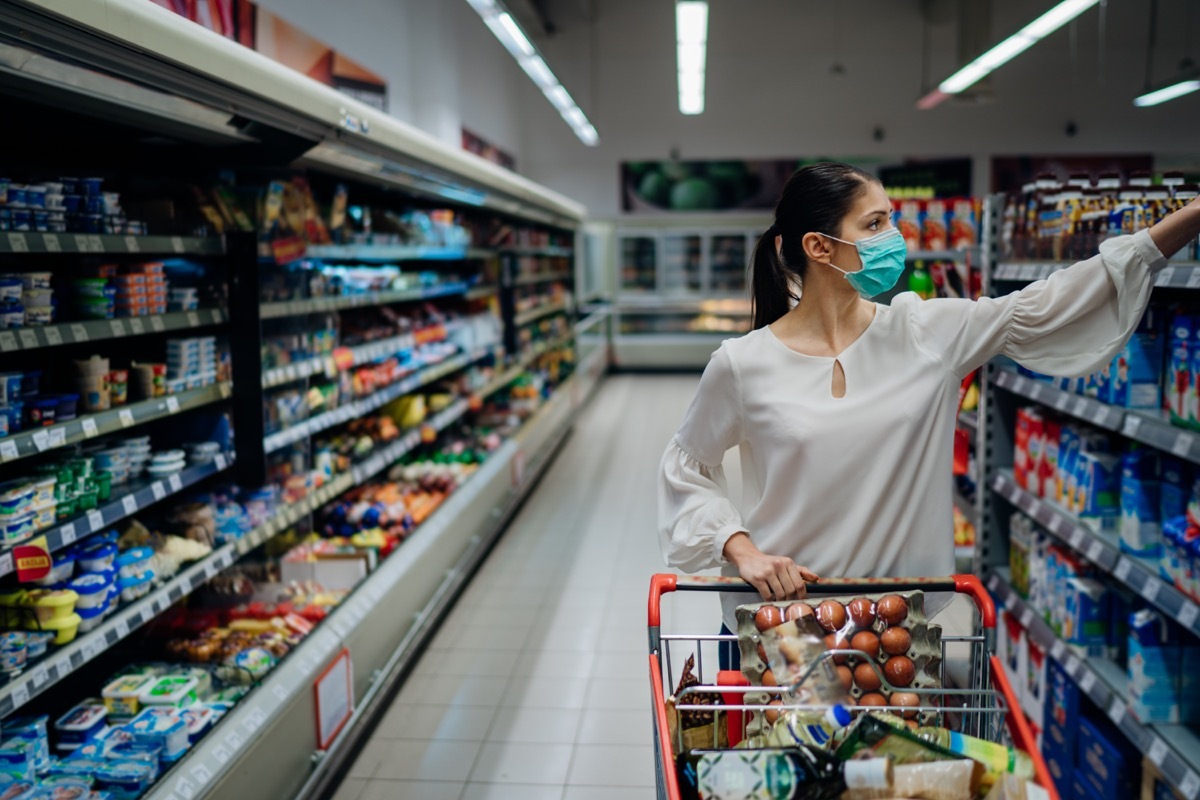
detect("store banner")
[149,0,388,111]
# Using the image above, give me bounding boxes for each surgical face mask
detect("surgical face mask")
[822,227,907,299]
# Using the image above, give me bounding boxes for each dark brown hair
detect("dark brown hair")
[751,162,879,329]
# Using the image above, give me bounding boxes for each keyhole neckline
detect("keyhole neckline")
[762,304,880,361]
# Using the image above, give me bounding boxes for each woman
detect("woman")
[658,162,1200,668]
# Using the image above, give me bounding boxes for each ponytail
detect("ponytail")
[748,162,880,330]
[751,229,796,330]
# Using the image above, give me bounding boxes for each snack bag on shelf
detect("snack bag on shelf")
[950,198,978,251]
[895,200,924,250]
[922,200,949,252]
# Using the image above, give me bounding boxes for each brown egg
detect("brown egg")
[877,595,909,626]
[858,692,887,708]
[884,656,916,688]
[850,630,880,658]
[755,605,784,632]
[836,664,854,691]
[904,719,919,731]
[816,600,847,632]
[765,699,784,723]
[881,626,912,656]
[762,669,777,687]
[847,597,876,629]
[890,692,921,719]
[853,662,882,692]
[786,603,814,622]
[824,634,850,665]
[757,643,768,664]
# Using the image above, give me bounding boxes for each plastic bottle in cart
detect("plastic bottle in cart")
[767,704,853,749]
[676,747,892,800]
[913,727,1034,782]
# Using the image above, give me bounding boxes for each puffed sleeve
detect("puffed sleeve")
[658,343,747,573]
[907,229,1167,378]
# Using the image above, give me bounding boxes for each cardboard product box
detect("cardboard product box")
[1077,451,1122,530]
[1057,426,1081,509]
[1077,715,1139,800]
[1141,756,1187,800]
[1159,456,1192,524]
[1119,308,1166,410]
[1064,577,1109,656]
[1023,638,1048,726]
[1129,608,1181,724]
[1165,314,1193,428]
[1039,418,1063,500]
[1122,448,1164,557]
[1044,659,1082,799]
[1004,613,1029,711]
[1016,407,1045,492]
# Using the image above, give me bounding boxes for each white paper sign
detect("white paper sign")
[59,524,76,546]
[1149,738,1169,767]
[119,409,134,428]
[0,331,15,351]
[129,318,145,335]
[42,328,62,346]
[167,397,180,414]
[69,323,89,342]
[0,441,16,461]
[169,474,183,492]
[86,510,104,532]
[122,496,138,516]
[18,330,37,349]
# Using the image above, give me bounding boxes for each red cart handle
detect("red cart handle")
[648,573,995,629]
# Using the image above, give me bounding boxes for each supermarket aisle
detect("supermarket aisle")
[334,374,730,800]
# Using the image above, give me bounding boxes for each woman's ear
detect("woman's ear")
[802,231,832,264]
[774,234,783,260]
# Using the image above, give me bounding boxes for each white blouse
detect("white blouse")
[658,230,1168,630]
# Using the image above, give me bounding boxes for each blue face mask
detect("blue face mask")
[823,227,908,298]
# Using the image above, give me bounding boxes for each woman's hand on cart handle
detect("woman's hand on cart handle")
[723,532,819,601]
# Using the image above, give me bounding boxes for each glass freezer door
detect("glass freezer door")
[708,233,749,294]
[619,235,658,293]
[661,233,702,294]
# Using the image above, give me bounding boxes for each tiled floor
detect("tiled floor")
[331,375,730,800]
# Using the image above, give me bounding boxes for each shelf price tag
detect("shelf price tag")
[10,682,29,709]
[59,524,76,546]
[1188,270,1200,289]
[1181,771,1200,800]
[128,318,145,335]
[31,430,50,452]
[109,320,126,337]
[42,234,61,253]
[1179,602,1199,629]
[1046,514,1063,534]
[85,235,102,252]
[123,235,139,253]
[1065,656,1081,678]
[1149,737,1169,767]
[114,619,129,639]
[122,496,138,516]
[119,409,134,428]
[187,311,200,328]
[150,316,165,333]
[1078,669,1097,694]
[166,397,180,414]
[69,323,89,342]
[169,474,183,493]
[7,233,28,252]
[0,553,12,575]
[1086,541,1104,562]
[0,441,16,462]
[1019,607,1033,629]
[1123,415,1143,437]
[47,427,65,449]
[18,329,37,349]
[1143,580,1162,604]
[42,327,62,346]
[1050,640,1066,661]
[171,236,185,253]
[86,510,104,532]
[1114,558,1133,582]
[0,331,15,352]
[1174,432,1193,458]
[214,454,227,471]
[1159,267,1178,286]
[29,665,48,689]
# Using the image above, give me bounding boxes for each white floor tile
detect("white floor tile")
[469,742,574,784]
[591,651,645,680]
[460,783,564,800]
[524,624,603,653]
[585,678,654,711]
[411,648,521,678]
[488,706,581,744]
[567,745,657,787]
[576,709,653,746]
[330,777,366,800]
[359,780,464,800]
[440,624,532,651]
[503,676,590,709]
[347,738,390,779]
[513,648,595,681]
[597,625,646,653]
[414,675,512,707]
[564,787,657,800]
[372,739,483,782]
[375,703,497,741]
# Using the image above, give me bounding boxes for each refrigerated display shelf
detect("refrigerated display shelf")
[995,260,1200,287]
[0,454,235,580]
[514,300,568,327]
[0,309,227,353]
[512,271,572,287]
[261,328,466,389]
[987,570,1200,800]
[301,245,496,262]
[0,232,224,256]
[476,334,576,402]
[993,368,1200,466]
[0,383,232,466]
[992,470,1200,637]
[140,376,578,800]
[259,282,471,319]
[262,349,491,454]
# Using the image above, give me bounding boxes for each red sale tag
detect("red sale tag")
[15,540,52,583]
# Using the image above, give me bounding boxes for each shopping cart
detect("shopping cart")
[648,573,1057,800]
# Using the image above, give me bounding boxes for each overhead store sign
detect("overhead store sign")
[148,0,388,111]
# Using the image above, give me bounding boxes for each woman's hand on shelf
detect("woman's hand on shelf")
[723,532,819,601]
[1150,193,1200,259]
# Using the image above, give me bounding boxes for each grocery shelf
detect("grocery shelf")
[993,368,1200,466]
[263,349,491,454]
[262,329,459,389]
[952,487,979,529]
[995,260,1200,288]
[0,383,232,467]
[514,300,569,327]
[0,232,224,256]
[141,378,579,800]
[0,309,227,354]
[474,334,576,402]
[348,401,469,485]
[259,281,471,319]
[987,570,1200,800]
[992,470,1200,637]
[466,284,499,301]
[301,244,496,262]
[512,271,573,286]
[500,245,573,257]
[0,454,235,580]
[907,249,978,262]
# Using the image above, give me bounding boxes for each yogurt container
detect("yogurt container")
[179,705,216,744]
[0,739,34,781]
[54,704,108,748]
[1,513,35,545]
[31,776,89,799]
[113,548,152,581]
[0,279,20,303]
[102,675,155,722]
[36,551,75,587]
[26,399,56,428]
[29,478,55,506]
[4,716,49,774]
[76,542,116,574]
[0,374,22,406]
[0,304,22,330]
[28,502,55,533]
[126,708,188,758]
[0,632,27,673]
[68,574,111,610]
[149,450,184,467]
[75,601,108,634]
[35,613,80,645]
[146,462,183,478]
[116,572,153,603]
[23,632,52,659]
[94,760,153,799]
[0,481,34,516]
[26,590,77,623]
[137,676,198,711]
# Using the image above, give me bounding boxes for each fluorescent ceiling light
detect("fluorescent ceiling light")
[676,1,709,115]
[920,0,1100,108]
[1135,79,1200,106]
[466,0,599,146]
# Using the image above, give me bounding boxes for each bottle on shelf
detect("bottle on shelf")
[676,747,892,800]
[908,261,934,300]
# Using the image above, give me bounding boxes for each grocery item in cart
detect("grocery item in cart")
[676,746,893,800]
[843,759,980,800]
[667,654,728,751]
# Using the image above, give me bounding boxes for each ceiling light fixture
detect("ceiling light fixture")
[917,0,1100,109]
[676,1,708,115]
[1135,78,1200,106]
[465,0,599,146]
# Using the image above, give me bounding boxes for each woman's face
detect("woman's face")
[829,181,894,270]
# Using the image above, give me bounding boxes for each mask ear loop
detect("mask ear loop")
[817,233,855,277]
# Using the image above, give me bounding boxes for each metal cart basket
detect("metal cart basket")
[648,573,1057,799]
